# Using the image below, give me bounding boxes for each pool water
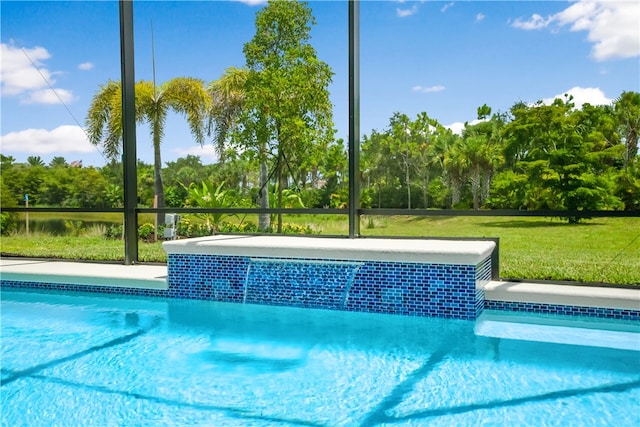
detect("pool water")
[1,289,639,426]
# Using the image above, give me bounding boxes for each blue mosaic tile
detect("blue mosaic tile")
[167,254,248,302]
[244,260,362,310]
[4,252,638,322]
[0,280,167,298]
[485,299,640,321]
[164,254,487,320]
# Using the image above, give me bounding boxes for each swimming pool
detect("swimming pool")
[2,289,639,426]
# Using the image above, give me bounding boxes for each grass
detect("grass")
[357,216,640,286]
[0,234,166,263]
[1,214,638,285]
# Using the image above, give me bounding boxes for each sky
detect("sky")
[1,0,639,167]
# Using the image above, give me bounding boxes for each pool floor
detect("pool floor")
[1,289,639,426]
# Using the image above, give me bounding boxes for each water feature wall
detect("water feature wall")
[164,236,495,320]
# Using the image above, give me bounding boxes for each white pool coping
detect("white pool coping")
[485,281,640,311]
[0,259,168,290]
[162,235,496,265]
[1,258,638,313]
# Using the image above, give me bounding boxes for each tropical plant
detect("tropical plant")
[207,67,249,161]
[104,184,124,208]
[85,77,211,222]
[181,180,236,233]
[267,182,305,226]
[613,91,640,168]
[26,156,45,167]
[49,156,68,168]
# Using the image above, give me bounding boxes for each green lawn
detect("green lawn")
[356,216,639,285]
[1,214,638,285]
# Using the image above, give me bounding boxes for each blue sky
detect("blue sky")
[1,0,639,167]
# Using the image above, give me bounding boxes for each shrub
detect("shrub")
[104,224,123,240]
[0,212,17,235]
[64,220,85,237]
[138,223,156,241]
[280,223,316,235]
[175,216,214,238]
[217,221,259,234]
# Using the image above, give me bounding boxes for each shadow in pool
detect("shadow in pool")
[383,378,640,424]
[12,372,324,427]
[0,328,149,386]
[360,348,449,427]
[196,350,304,373]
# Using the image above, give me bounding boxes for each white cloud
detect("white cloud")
[445,119,484,136]
[22,88,74,105]
[445,122,466,136]
[412,85,446,93]
[512,13,551,30]
[172,145,219,162]
[511,1,639,61]
[232,0,267,6]
[1,43,51,96]
[540,86,613,108]
[78,62,94,71]
[0,125,94,155]
[397,5,418,18]
[441,2,454,13]
[0,42,74,104]
[475,13,486,23]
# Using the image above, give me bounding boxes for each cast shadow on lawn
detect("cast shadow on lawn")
[478,220,605,228]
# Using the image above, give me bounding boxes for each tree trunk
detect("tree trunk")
[481,171,492,205]
[406,163,411,209]
[451,179,461,207]
[471,167,480,210]
[276,122,284,233]
[625,129,638,169]
[277,153,283,233]
[153,119,165,226]
[422,170,430,209]
[258,154,270,231]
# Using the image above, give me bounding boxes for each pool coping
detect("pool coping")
[1,258,639,314]
[162,235,496,265]
[0,259,167,290]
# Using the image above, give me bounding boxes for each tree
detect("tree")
[207,67,249,162]
[85,77,210,222]
[461,110,505,209]
[241,0,334,232]
[613,91,640,168]
[500,97,623,220]
[49,157,68,168]
[1,154,15,169]
[27,156,45,167]
[361,129,395,208]
[317,139,348,208]
[443,134,470,208]
[386,113,416,208]
[206,66,272,228]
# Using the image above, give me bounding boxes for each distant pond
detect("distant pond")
[16,218,121,236]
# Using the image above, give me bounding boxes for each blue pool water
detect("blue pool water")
[1,289,639,426]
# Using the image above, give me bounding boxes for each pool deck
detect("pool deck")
[0,259,167,290]
[1,258,639,311]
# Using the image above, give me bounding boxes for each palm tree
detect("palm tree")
[85,77,210,221]
[26,156,45,167]
[443,136,470,208]
[207,66,272,231]
[49,156,68,168]
[614,91,640,168]
[207,67,248,161]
